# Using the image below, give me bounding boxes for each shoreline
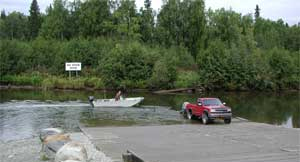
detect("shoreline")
[0,84,299,93]
[0,85,150,92]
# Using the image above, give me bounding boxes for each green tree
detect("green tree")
[180,0,205,58]
[156,0,181,46]
[268,48,294,89]
[0,0,298,91]
[1,10,6,19]
[139,0,155,43]
[156,0,205,57]
[78,0,110,37]
[238,14,256,55]
[68,0,81,38]
[0,40,31,75]
[285,25,300,51]
[0,10,6,38]
[254,18,287,49]
[39,0,69,39]
[205,8,242,48]
[112,0,140,39]
[28,38,59,73]
[197,40,228,89]
[254,4,260,20]
[100,42,154,88]
[148,57,177,89]
[28,0,42,39]
[2,12,28,40]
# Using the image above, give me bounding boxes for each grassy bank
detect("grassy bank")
[0,73,200,91]
[0,74,105,90]
[1,71,299,91]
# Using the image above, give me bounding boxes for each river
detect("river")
[0,89,299,142]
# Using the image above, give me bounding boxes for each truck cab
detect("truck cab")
[182,98,232,124]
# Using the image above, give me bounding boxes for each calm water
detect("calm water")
[0,89,299,141]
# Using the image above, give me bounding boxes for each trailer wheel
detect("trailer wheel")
[182,110,187,119]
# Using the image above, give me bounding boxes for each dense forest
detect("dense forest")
[0,0,299,91]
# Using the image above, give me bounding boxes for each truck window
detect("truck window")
[203,99,222,106]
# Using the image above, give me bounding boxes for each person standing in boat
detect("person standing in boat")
[115,90,122,101]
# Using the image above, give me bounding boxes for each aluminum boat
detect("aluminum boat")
[88,96,144,107]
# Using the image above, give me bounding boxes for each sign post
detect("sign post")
[65,62,81,79]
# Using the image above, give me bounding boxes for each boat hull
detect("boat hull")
[92,97,144,107]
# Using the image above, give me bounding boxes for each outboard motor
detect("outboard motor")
[88,96,94,108]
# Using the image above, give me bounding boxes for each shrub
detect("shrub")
[164,46,195,69]
[0,40,32,76]
[100,42,154,88]
[84,77,105,89]
[268,48,294,90]
[148,59,177,89]
[174,71,200,88]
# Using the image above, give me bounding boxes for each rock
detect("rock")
[61,160,81,162]
[44,140,69,159]
[44,134,71,145]
[69,132,113,162]
[43,134,71,159]
[40,128,64,142]
[55,142,88,162]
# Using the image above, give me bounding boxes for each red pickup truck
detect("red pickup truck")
[182,98,232,124]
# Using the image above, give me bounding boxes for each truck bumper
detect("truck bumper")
[209,112,232,119]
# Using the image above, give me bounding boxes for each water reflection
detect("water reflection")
[219,92,300,128]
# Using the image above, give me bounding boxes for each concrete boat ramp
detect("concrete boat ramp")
[80,120,300,162]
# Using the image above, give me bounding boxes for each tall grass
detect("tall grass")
[1,73,105,90]
[42,76,105,90]
[1,75,43,86]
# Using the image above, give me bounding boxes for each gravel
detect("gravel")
[0,133,113,162]
[0,137,42,162]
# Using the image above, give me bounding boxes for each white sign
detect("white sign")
[65,62,81,71]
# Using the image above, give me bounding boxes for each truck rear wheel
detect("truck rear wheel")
[187,110,193,120]
[202,112,209,124]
